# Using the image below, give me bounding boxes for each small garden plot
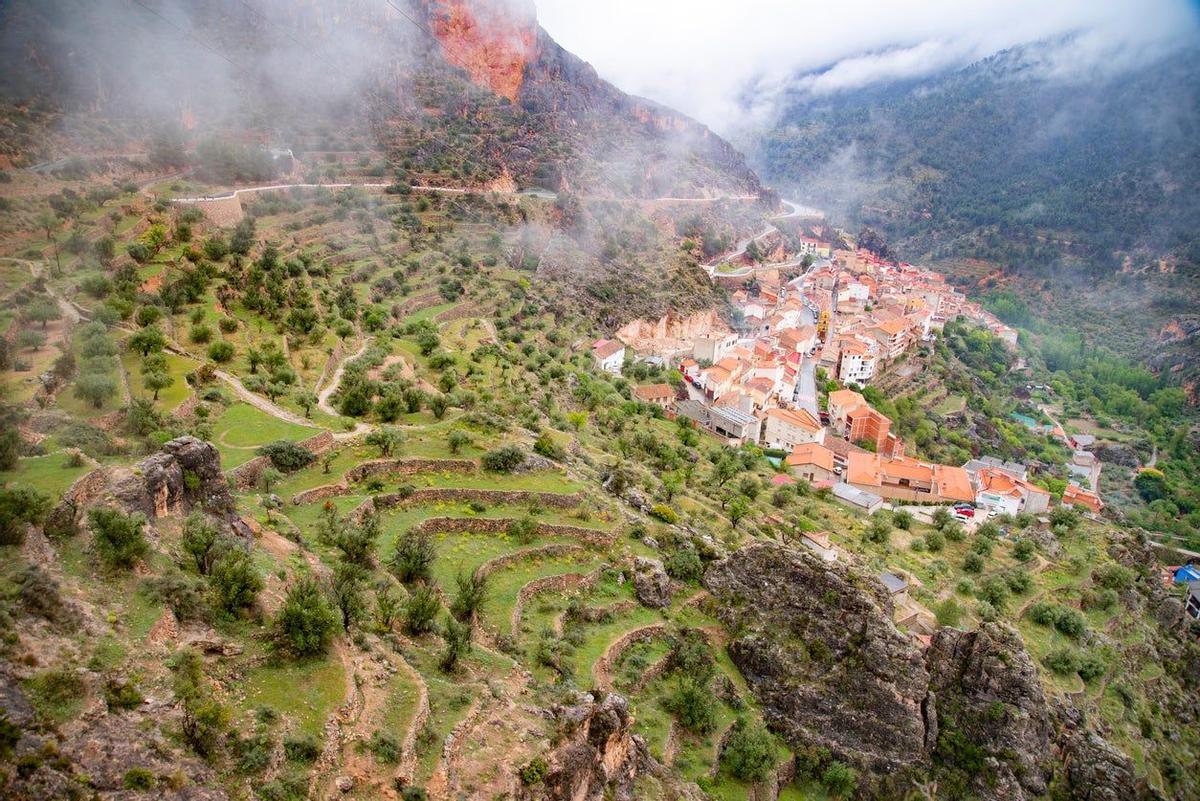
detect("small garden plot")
[212,403,319,467]
[0,451,93,498]
[240,655,347,738]
[481,551,606,636]
[122,349,195,410]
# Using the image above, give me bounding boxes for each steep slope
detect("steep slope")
[419,0,763,198]
[0,0,765,200]
[750,42,1200,272]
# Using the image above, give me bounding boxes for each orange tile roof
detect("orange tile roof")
[876,318,910,335]
[765,407,821,432]
[882,458,933,483]
[828,389,866,409]
[933,465,975,503]
[633,384,674,401]
[787,443,835,471]
[846,451,881,485]
[592,339,624,359]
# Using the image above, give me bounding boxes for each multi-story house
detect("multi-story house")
[760,406,824,451]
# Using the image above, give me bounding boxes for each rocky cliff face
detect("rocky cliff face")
[703,541,933,792]
[705,542,1164,801]
[926,624,1053,800]
[537,692,699,801]
[419,0,764,199]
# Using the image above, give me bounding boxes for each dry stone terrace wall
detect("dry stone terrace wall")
[341,488,584,518]
[224,431,346,490]
[344,457,477,483]
[433,303,477,324]
[395,291,442,317]
[404,516,615,547]
[474,543,588,579]
[291,458,484,505]
[509,568,599,638]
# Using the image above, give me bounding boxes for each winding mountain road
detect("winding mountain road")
[704,198,824,278]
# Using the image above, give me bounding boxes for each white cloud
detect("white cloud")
[534,0,1199,135]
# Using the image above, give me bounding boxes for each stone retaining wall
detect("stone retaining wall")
[594,624,668,691]
[510,569,596,638]
[433,304,477,324]
[475,543,587,580]
[410,516,614,547]
[226,431,335,490]
[376,488,583,511]
[395,291,442,318]
[227,456,272,490]
[291,458,481,506]
[345,457,477,484]
[299,430,336,456]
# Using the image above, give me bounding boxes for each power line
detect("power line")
[127,0,238,68]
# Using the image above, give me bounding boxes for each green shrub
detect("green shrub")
[650,504,678,524]
[367,730,401,764]
[208,340,235,363]
[89,507,149,569]
[209,547,264,614]
[519,756,549,785]
[934,598,962,627]
[0,487,53,546]
[189,323,213,344]
[123,767,156,790]
[403,584,441,636]
[506,517,538,545]
[533,431,564,461]
[721,717,777,781]
[665,547,703,583]
[450,570,488,622]
[664,676,716,733]
[233,732,274,773]
[1053,608,1086,639]
[274,576,337,656]
[1013,539,1035,561]
[481,445,525,473]
[389,530,436,584]
[1043,648,1080,675]
[283,733,321,762]
[1078,652,1106,682]
[104,675,144,710]
[962,552,984,574]
[821,761,858,798]
[256,440,315,472]
[1029,600,1061,626]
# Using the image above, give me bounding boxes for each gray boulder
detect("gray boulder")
[632,557,672,608]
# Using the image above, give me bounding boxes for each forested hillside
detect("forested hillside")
[751,43,1200,273]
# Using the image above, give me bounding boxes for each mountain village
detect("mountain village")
[602,238,1106,524]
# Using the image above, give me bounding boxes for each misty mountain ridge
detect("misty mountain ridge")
[748,37,1200,272]
[0,0,764,201]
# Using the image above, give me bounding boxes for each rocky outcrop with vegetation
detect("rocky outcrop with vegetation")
[925,623,1053,800]
[703,540,933,793]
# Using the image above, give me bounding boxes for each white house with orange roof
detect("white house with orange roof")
[871,318,912,362]
[837,339,878,385]
[761,406,824,451]
[787,442,838,483]
[592,339,625,374]
[973,467,1051,515]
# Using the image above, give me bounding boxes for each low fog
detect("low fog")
[536,0,1200,135]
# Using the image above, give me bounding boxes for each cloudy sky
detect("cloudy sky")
[536,0,1199,135]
